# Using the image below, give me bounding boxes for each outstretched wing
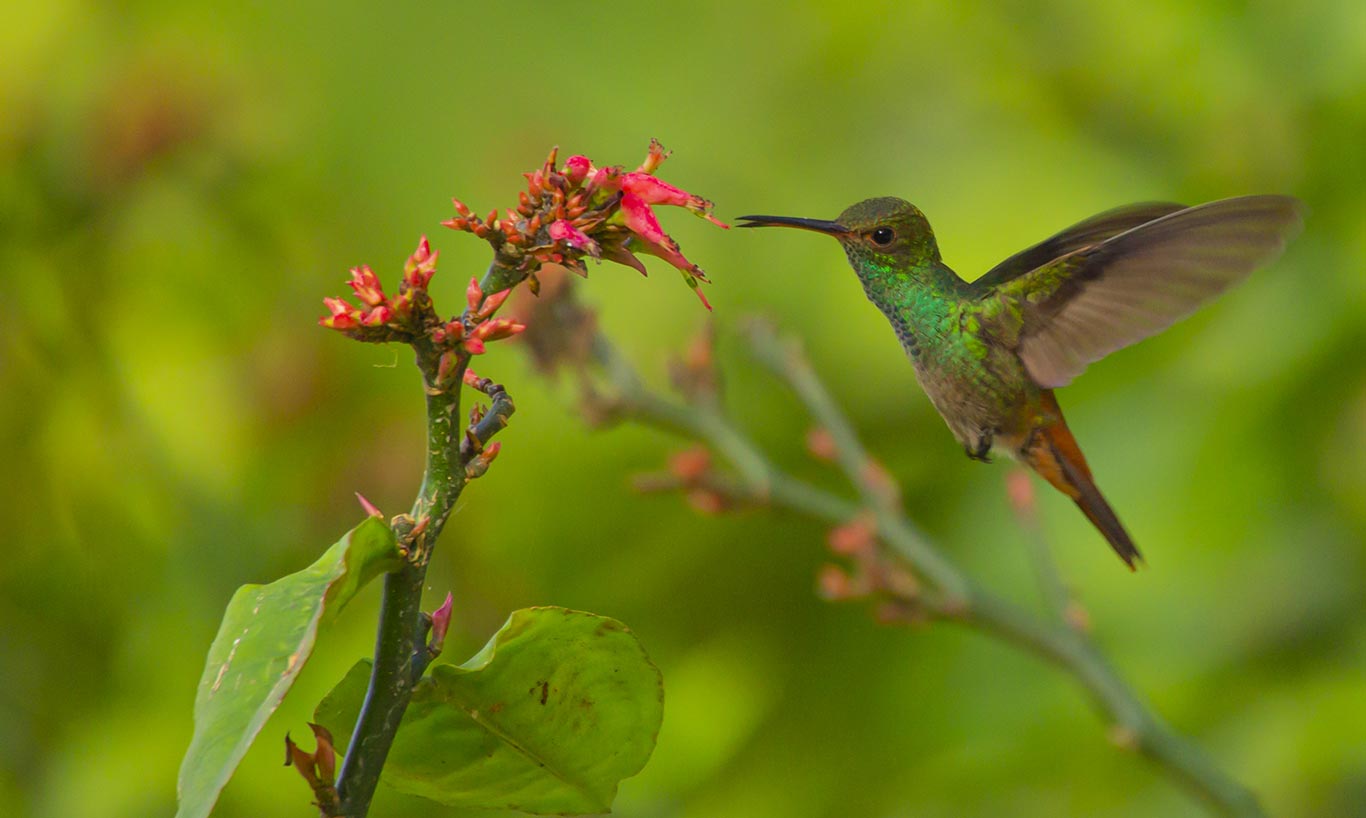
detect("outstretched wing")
[972,201,1187,290]
[988,195,1305,388]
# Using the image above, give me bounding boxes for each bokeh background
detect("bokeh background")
[3,2,1364,816]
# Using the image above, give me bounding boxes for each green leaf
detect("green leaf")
[316,607,664,815]
[176,516,401,818]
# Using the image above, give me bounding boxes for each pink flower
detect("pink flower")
[443,141,727,309]
[621,173,728,228]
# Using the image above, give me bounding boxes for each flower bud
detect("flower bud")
[428,592,453,655]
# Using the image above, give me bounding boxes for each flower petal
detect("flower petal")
[548,219,600,256]
[621,173,729,228]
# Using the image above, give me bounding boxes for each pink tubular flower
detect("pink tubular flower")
[620,173,728,228]
[443,140,727,309]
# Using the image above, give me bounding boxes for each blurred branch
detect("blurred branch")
[585,314,1265,818]
[1006,468,1085,628]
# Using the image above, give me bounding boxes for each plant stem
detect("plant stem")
[593,323,1266,818]
[334,264,516,817]
[333,334,462,816]
[333,561,426,815]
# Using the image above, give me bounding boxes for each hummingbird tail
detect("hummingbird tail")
[1022,397,1143,570]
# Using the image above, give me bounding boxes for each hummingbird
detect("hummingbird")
[738,195,1303,568]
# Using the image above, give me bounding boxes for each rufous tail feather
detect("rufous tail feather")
[1022,393,1143,569]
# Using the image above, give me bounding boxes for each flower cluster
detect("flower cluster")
[443,140,728,309]
[319,235,525,373]
[319,236,440,337]
[432,278,523,356]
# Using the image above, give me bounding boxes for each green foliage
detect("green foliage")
[176,518,400,818]
[316,608,664,815]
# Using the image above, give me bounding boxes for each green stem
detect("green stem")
[334,336,463,816]
[335,263,517,817]
[333,562,426,816]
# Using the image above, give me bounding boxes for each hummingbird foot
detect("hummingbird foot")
[965,435,994,463]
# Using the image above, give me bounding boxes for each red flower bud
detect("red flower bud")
[355,493,383,519]
[828,516,876,557]
[563,154,592,185]
[685,488,727,515]
[428,592,453,655]
[473,318,525,341]
[548,219,599,256]
[668,447,711,481]
[436,350,459,383]
[360,305,392,326]
[476,287,511,319]
[806,427,838,462]
[403,236,438,289]
[347,265,386,306]
[817,564,854,600]
[319,296,359,329]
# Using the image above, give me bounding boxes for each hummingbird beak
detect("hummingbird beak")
[735,214,850,236]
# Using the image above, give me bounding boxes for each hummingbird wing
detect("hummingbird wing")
[988,195,1304,388]
[972,202,1187,289]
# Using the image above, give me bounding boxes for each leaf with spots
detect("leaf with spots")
[176,517,401,818]
[314,607,664,814]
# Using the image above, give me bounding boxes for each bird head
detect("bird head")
[738,197,942,275]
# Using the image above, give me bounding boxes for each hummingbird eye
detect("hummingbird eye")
[870,226,895,246]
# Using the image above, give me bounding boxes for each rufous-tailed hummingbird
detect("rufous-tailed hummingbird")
[738,196,1303,568]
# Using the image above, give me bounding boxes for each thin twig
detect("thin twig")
[1006,469,1079,626]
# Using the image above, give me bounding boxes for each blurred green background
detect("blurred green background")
[3,1,1364,816]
